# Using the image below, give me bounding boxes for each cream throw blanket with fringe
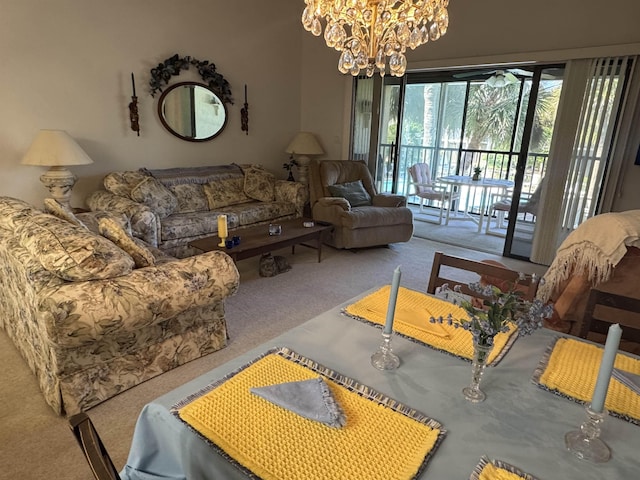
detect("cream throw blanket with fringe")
[538,210,640,302]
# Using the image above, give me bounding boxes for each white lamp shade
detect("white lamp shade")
[21,130,93,167]
[285,132,324,156]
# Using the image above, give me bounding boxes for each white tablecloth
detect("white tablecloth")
[121,291,640,479]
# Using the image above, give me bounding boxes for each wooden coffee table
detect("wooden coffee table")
[189,218,333,263]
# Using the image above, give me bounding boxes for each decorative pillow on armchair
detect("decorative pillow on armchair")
[327,180,372,207]
[130,176,179,218]
[243,166,276,202]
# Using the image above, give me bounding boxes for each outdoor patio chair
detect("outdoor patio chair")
[485,178,544,234]
[406,163,459,225]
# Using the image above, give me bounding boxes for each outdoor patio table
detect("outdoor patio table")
[437,175,514,233]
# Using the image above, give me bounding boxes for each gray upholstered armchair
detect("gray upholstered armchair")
[308,159,413,249]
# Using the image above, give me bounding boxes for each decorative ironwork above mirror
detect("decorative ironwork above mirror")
[150,54,233,142]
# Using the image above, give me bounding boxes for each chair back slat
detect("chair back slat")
[427,251,539,302]
[580,289,640,345]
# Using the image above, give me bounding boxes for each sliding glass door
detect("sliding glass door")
[351,65,564,259]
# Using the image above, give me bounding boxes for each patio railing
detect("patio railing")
[377,144,548,219]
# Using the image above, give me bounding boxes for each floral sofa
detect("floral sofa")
[0,196,240,415]
[86,164,307,258]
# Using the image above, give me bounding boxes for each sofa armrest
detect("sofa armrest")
[86,190,160,247]
[274,180,308,216]
[39,250,240,345]
[372,194,407,208]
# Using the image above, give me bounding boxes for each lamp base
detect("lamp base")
[295,156,311,185]
[40,166,77,207]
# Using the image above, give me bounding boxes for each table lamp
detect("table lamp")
[21,129,94,207]
[285,132,324,184]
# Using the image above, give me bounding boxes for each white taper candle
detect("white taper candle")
[384,266,401,334]
[590,323,622,413]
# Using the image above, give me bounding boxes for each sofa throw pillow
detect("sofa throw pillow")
[99,217,155,268]
[203,178,251,209]
[17,212,134,281]
[76,210,132,237]
[130,176,179,219]
[43,198,87,229]
[327,180,372,207]
[103,171,150,198]
[243,166,276,202]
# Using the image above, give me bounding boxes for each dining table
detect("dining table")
[120,288,640,480]
[437,175,514,233]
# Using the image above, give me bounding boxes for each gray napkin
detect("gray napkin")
[612,368,640,395]
[250,377,346,428]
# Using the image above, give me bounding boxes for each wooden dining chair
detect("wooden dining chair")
[427,251,539,302]
[69,412,121,480]
[579,288,640,345]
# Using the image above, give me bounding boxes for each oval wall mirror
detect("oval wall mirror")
[158,81,227,142]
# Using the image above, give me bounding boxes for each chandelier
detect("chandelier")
[302,0,449,77]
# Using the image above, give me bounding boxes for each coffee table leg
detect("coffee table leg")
[317,233,322,263]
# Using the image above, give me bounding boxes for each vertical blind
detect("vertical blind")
[531,56,636,265]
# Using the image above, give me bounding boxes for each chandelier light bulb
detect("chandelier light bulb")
[302,0,450,77]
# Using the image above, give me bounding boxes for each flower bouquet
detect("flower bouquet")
[431,275,553,402]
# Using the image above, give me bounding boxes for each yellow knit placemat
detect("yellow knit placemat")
[532,337,640,424]
[344,286,519,365]
[173,347,446,480]
[471,456,539,480]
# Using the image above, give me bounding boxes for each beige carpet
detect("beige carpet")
[0,235,546,479]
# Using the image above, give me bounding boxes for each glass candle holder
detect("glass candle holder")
[565,403,611,463]
[371,331,400,370]
[269,224,282,236]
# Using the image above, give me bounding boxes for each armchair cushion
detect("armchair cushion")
[244,166,276,202]
[317,197,351,211]
[130,177,179,219]
[327,180,372,207]
[372,194,406,208]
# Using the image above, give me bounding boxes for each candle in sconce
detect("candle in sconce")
[131,73,137,97]
[383,266,402,334]
[590,323,622,413]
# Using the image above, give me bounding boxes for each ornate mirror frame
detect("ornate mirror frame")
[150,54,234,142]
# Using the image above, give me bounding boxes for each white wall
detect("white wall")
[3,0,640,211]
[1,0,300,207]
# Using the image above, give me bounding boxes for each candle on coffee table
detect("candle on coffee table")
[218,214,228,238]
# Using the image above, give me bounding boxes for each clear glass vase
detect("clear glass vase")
[462,337,494,403]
